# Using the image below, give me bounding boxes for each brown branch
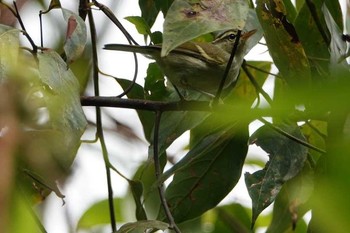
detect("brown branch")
[153,111,181,232]
[81,96,212,112]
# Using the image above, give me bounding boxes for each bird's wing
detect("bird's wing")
[104,43,225,65]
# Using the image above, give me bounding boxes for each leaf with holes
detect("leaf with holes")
[161,0,249,56]
[256,0,311,87]
[245,123,308,226]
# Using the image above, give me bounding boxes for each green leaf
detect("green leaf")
[266,162,314,233]
[0,24,20,77]
[129,180,148,220]
[62,8,87,63]
[156,110,211,153]
[150,31,163,44]
[37,50,87,169]
[144,62,168,100]
[155,0,174,16]
[160,122,249,223]
[77,198,124,229]
[10,189,42,233]
[256,0,311,87]
[133,161,161,220]
[210,203,251,233]
[322,4,348,69]
[245,123,308,226]
[281,0,297,22]
[295,0,304,12]
[138,0,159,28]
[161,0,249,56]
[294,0,343,77]
[300,120,326,162]
[117,220,169,233]
[125,16,152,36]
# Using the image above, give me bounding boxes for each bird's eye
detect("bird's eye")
[228,34,236,40]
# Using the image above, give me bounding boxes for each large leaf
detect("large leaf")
[1,24,86,200]
[37,50,87,168]
[266,162,313,233]
[294,0,343,77]
[160,122,249,223]
[161,0,249,56]
[0,24,20,77]
[256,0,311,87]
[210,203,251,233]
[245,123,308,226]
[156,110,210,153]
[117,220,169,233]
[322,4,348,71]
[77,198,125,229]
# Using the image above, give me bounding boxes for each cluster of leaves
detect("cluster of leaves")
[1,0,350,233]
[0,1,87,232]
[81,0,350,232]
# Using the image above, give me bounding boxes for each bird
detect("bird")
[104,29,256,94]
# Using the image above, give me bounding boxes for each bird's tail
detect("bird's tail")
[104,44,161,56]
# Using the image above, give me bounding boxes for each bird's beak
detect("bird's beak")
[241,29,257,40]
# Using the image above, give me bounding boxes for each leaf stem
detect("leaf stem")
[153,111,181,233]
[87,6,117,232]
[92,0,139,98]
[244,61,281,78]
[259,118,326,154]
[13,1,37,53]
[242,61,273,106]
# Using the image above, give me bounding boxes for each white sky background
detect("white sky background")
[11,0,349,232]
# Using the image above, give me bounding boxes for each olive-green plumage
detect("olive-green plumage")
[104,30,256,94]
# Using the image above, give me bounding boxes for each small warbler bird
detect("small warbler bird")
[104,29,256,94]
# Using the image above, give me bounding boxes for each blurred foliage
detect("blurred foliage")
[1,0,350,233]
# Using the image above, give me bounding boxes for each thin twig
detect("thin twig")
[39,11,43,48]
[305,121,327,139]
[259,118,326,154]
[81,96,329,122]
[242,61,273,106]
[14,1,37,53]
[81,96,213,112]
[244,61,281,78]
[153,111,181,233]
[87,6,117,232]
[214,30,242,104]
[92,0,139,98]
[93,0,138,45]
